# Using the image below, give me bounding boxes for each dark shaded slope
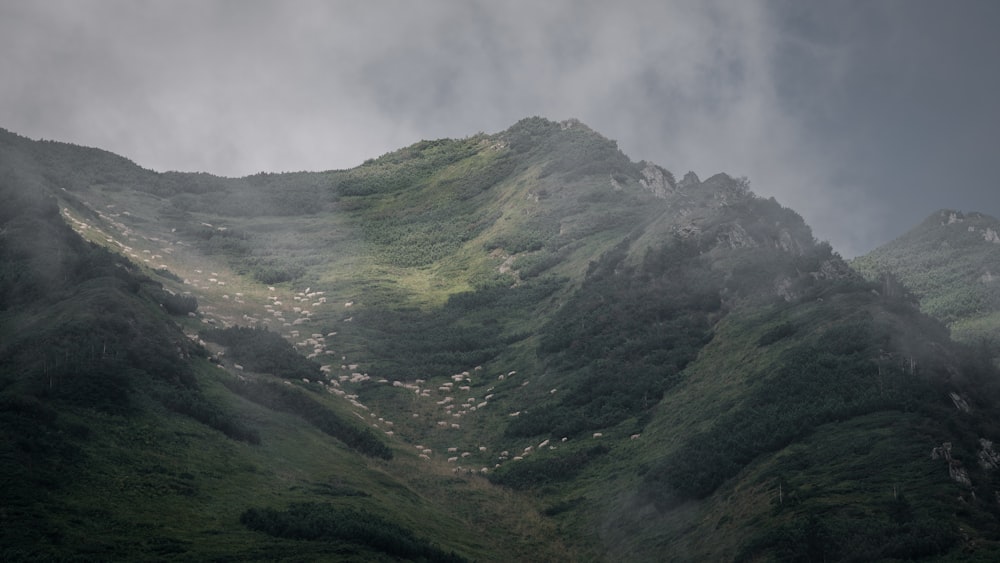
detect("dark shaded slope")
[591,243,1000,561]
[466,176,1000,560]
[0,163,268,557]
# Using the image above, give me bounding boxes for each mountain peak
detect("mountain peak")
[678,170,700,188]
[5,122,1000,561]
[908,209,1000,246]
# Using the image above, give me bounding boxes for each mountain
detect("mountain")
[853,209,1000,355]
[3,119,1000,561]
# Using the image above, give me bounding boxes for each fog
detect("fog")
[2,0,998,257]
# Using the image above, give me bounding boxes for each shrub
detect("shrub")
[241,503,465,562]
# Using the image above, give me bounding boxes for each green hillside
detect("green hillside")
[852,210,1000,353]
[3,120,1000,561]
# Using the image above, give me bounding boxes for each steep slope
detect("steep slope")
[0,130,570,561]
[853,209,1000,353]
[3,120,1000,561]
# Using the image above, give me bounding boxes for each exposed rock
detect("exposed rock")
[560,118,584,130]
[952,463,973,487]
[774,277,796,302]
[609,174,625,192]
[498,254,517,275]
[700,174,748,209]
[983,228,1000,244]
[950,392,972,413]
[638,163,675,198]
[978,439,1000,471]
[981,270,996,284]
[777,229,804,255]
[673,221,701,239]
[718,223,757,250]
[932,442,973,487]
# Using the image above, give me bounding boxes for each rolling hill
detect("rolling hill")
[2,119,1000,561]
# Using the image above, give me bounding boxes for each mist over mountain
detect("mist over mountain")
[853,210,1000,357]
[3,118,1000,561]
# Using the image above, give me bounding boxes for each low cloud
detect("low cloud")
[3,0,989,257]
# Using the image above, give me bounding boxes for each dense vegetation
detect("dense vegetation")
[355,277,562,380]
[0,162,266,556]
[488,444,609,490]
[852,210,1000,353]
[512,193,835,440]
[241,502,465,561]
[198,326,391,457]
[510,237,718,438]
[200,325,321,381]
[645,308,932,502]
[222,377,393,459]
[4,120,1000,561]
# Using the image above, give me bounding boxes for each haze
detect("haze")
[2,0,998,257]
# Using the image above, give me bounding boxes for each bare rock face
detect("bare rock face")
[932,442,973,487]
[638,163,675,198]
[984,227,1000,244]
[774,277,796,302]
[950,392,972,413]
[777,228,804,255]
[609,174,625,192]
[717,223,757,250]
[978,439,1000,471]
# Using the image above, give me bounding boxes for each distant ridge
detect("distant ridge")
[853,209,1000,351]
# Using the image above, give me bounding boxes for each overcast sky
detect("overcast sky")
[2,1,998,257]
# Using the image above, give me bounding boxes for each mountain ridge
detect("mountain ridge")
[853,208,1000,354]
[3,118,1000,561]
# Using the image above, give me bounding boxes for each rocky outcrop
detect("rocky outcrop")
[978,439,1000,471]
[777,228,804,255]
[932,442,972,487]
[638,163,675,198]
[950,392,972,413]
[717,223,757,250]
[609,174,625,192]
[677,171,700,190]
[774,277,796,302]
[944,211,964,225]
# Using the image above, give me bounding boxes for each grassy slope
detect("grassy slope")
[5,121,1000,561]
[0,131,573,562]
[32,363,569,561]
[852,209,1000,351]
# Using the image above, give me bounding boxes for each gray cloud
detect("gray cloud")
[2,0,998,257]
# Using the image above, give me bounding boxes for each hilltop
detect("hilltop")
[853,209,1000,353]
[2,119,1000,561]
